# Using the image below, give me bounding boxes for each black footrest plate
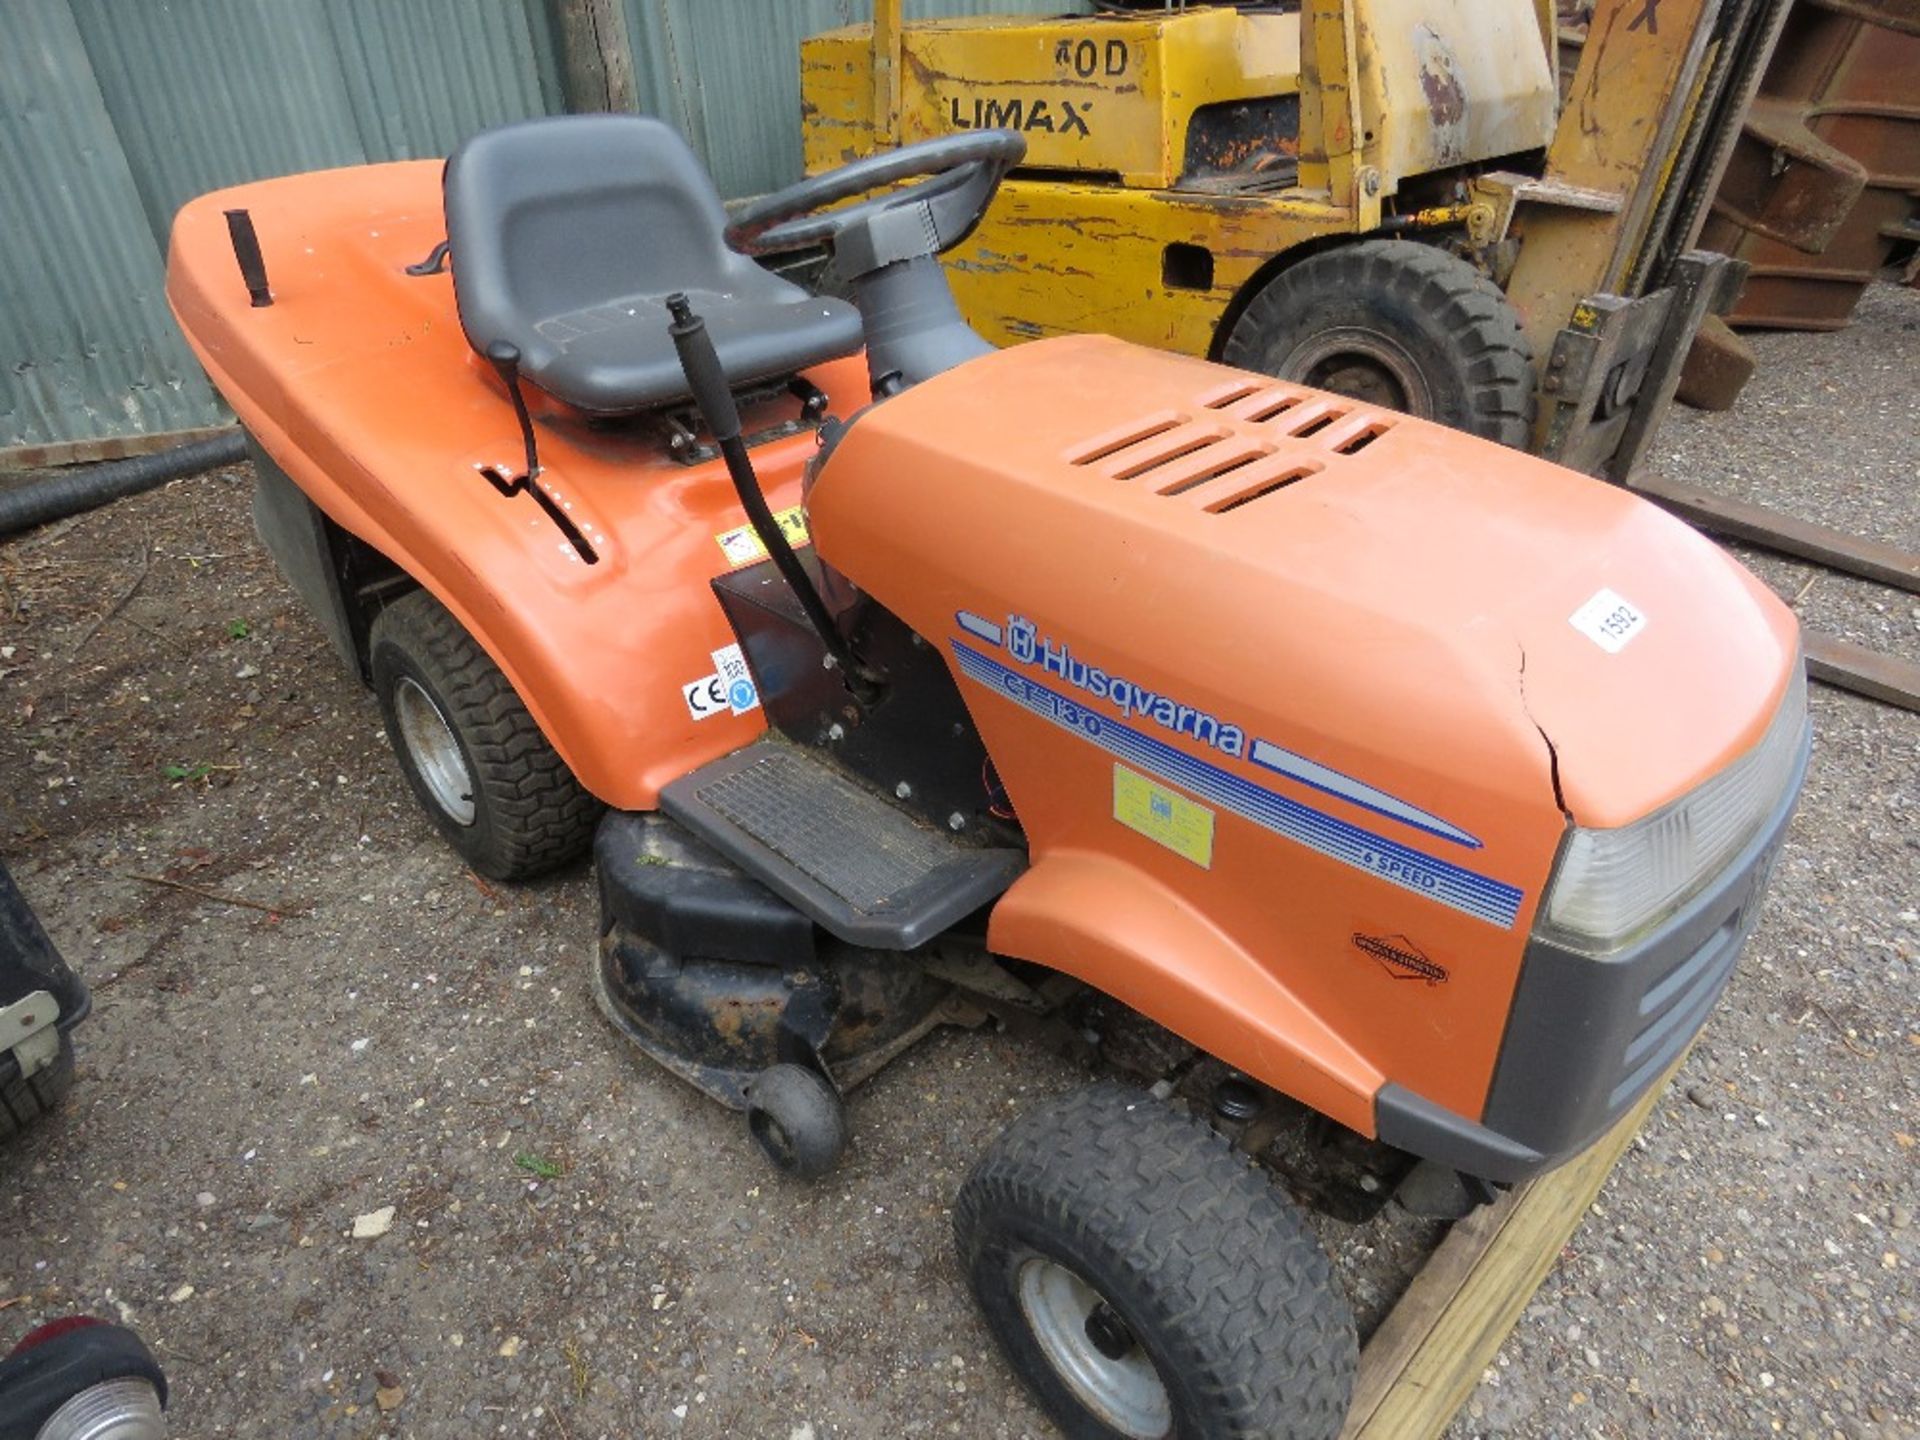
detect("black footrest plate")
[660,741,1024,950]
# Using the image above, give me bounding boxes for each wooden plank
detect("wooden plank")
[1341,1054,1687,1440]
[1340,1186,1525,1434]
[1628,471,1920,594]
[592,0,637,114]
[546,0,635,113]
[0,425,234,474]
[1805,631,1920,711]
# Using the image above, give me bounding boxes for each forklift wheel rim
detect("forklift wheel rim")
[1016,1256,1172,1438]
[393,676,476,826]
[1282,325,1432,418]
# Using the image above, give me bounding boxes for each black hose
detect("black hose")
[0,430,248,538]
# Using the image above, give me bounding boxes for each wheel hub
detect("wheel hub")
[1083,1301,1137,1361]
[393,676,476,826]
[1280,325,1434,418]
[749,1111,796,1169]
[1017,1256,1172,1439]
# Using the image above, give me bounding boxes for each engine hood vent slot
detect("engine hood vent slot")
[1066,411,1184,466]
[1111,428,1227,479]
[1205,466,1317,512]
[1059,376,1396,513]
[1332,422,1386,454]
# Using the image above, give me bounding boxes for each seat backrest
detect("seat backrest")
[444,114,744,370]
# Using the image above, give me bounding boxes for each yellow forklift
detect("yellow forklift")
[801,0,1794,477]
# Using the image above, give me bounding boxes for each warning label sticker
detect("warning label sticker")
[1113,763,1214,869]
[683,643,760,721]
[710,643,759,715]
[715,507,810,567]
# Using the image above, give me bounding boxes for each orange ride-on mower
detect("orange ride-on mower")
[168,117,1808,1440]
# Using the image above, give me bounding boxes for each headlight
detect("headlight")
[1541,660,1807,953]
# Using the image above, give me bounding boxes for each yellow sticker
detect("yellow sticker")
[1113,764,1214,869]
[715,506,811,566]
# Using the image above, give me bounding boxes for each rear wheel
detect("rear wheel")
[955,1082,1357,1440]
[0,1031,75,1142]
[1221,239,1535,447]
[369,590,601,881]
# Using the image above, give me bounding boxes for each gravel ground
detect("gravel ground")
[1,284,1914,1440]
[1451,282,1920,1440]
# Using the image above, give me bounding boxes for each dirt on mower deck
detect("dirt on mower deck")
[1,284,1914,1440]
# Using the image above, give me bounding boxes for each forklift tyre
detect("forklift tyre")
[1221,239,1535,449]
[369,590,602,881]
[743,1063,848,1180]
[955,1082,1356,1440]
[0,1032,75,1143]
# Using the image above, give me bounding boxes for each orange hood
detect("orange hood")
[811,334,1800,841]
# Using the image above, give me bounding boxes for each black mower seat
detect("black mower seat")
[444,115,862,416]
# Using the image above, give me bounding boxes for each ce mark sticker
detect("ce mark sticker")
[683,642,760,722]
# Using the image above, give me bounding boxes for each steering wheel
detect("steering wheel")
[725,131,1026,279]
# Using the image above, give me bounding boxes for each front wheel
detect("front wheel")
[1221,239,1535,448]
[369,590,601,881]
[954,1082,1357,1440]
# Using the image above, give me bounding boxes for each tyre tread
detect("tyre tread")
[956,1082,1357,1440]
[0,1034,75,1142]
[370,591,601,879]
[1222,238,1535,448]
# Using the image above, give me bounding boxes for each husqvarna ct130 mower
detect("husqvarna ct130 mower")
[170,118,1807,1439]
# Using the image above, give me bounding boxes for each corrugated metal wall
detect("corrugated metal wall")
[1,1,224,448]
[67,0,566,245]
[2,0,1086,452]
[2,0,566,452]
[623,0,1083,198]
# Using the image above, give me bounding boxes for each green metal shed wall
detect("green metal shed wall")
[621,0,1089,199]
[2,0,566,452]
[2,0,1087,452]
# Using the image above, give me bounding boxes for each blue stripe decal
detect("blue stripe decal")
[955,610,1003,646]
[951,640,1524,929]
[1247,738,1481,849]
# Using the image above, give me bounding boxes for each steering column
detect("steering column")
[724,132,1027,394]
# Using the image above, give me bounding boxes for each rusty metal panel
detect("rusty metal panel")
[622,0,1091,198]
[0,0,225,450]
[1710,93,1868,251]
[805,7,1301,188]
[1352,0,1558,190]
[1710,0,1920,328]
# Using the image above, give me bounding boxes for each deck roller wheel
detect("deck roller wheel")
[743,1063,848,1180]
[955,1082,1357,1440]
[369,589,602,881]
[1222,238,1536,448]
